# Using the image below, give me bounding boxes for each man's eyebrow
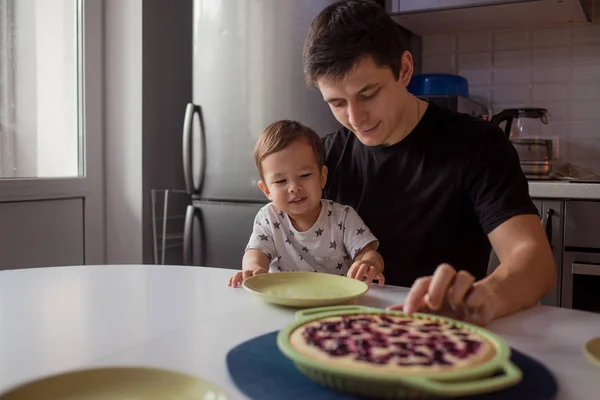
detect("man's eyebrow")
[324,83,380,103]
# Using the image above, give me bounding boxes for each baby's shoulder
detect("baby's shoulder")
[323,200,356,216]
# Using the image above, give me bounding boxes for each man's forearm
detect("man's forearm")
[482,243,555,320]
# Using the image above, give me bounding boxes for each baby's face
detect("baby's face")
[259,139,326,222]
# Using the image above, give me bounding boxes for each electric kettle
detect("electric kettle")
[491,108,554,177]
[490,108,549,138]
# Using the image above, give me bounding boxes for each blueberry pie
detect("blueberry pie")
[289,314,495,374]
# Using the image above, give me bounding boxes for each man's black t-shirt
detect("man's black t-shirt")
[322,102,538,287]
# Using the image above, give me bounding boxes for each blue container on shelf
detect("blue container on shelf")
[407,73,469,97]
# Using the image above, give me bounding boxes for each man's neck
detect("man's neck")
[387,95,428,146]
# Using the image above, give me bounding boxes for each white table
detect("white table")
[0,265,598,399]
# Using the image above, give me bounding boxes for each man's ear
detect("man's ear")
[258,180,272,200]
[320,165,328,189]
[398,50,414,87]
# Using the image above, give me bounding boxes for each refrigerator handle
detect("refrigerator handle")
[182,103,196,194]
[182,103,207,194]
[183,205,194,265]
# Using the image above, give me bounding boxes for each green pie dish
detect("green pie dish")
[277,305,522,399]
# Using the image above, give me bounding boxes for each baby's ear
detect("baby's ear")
[320,165,328,188]
[258,180,272,200]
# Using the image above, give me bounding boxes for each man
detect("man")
[303,0,555,326]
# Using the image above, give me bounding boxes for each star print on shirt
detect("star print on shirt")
[344,253,351,261]
[256,220,262,226]
[265,219,270,225]
[298,253,303,261]
[329,201,334,206]
[302,246,309,253]
[279,211,284,218]
[329,241,337,250]
[337,222,343,230]
[277,266,282,271]
[336,263,343,270]
[354,248,361,257]
[315,228,324,237]
[273,222,280,229]
[356,227,365,235]
[259,234,269,241]
[327,210,332,217]
[285,237,292,244]
[289,230,295,237]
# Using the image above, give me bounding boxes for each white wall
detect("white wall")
[104,0,144,264]
[104,0,190,264]
[421,24,600,172]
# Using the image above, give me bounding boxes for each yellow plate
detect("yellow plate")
[0,367,229,399]
[242,271,369,307]
[584,337,600,367]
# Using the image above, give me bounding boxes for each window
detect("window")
[0,0,83,178]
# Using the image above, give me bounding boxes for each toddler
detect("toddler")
[228,120,384,287]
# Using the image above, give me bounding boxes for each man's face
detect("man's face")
[316,55,413,147]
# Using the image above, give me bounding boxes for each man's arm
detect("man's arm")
[398,214,555,325]
[483,213,555,319]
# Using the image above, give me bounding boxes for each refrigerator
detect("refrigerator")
[182,0,341,269]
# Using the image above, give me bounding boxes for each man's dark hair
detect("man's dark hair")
[303,0,408,87]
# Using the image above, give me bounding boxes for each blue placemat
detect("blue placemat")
[226,331,557,400]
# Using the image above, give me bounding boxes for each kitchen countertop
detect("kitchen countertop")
[0,264,599,399]
[529,180,600,200]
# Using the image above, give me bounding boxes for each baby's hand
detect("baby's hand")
[227,267,268,288]
[347,261,385,286]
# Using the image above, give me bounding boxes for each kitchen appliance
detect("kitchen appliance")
[408,73,469,97]
[419,95,490,120]
[491,108,555,177]
[182,0,341,269]
[491,108,549,138]
[561,201,600,314]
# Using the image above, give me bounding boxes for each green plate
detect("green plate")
[0,367,229,399]
[242,272,369,308]
[584,337,600,367]
[277,305,522,399]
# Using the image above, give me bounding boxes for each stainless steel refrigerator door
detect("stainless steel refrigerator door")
[192,0,340,200]
[184,200,267,268]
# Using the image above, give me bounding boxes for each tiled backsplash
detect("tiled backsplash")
[421,24,600,172]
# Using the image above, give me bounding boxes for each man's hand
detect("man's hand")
[347,260,385,286]
[387,263,497,326]
[227,267,268,288]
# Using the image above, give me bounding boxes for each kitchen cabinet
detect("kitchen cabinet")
[535,199,564,308]
[386,0,594,35]
[561,201,600,313]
